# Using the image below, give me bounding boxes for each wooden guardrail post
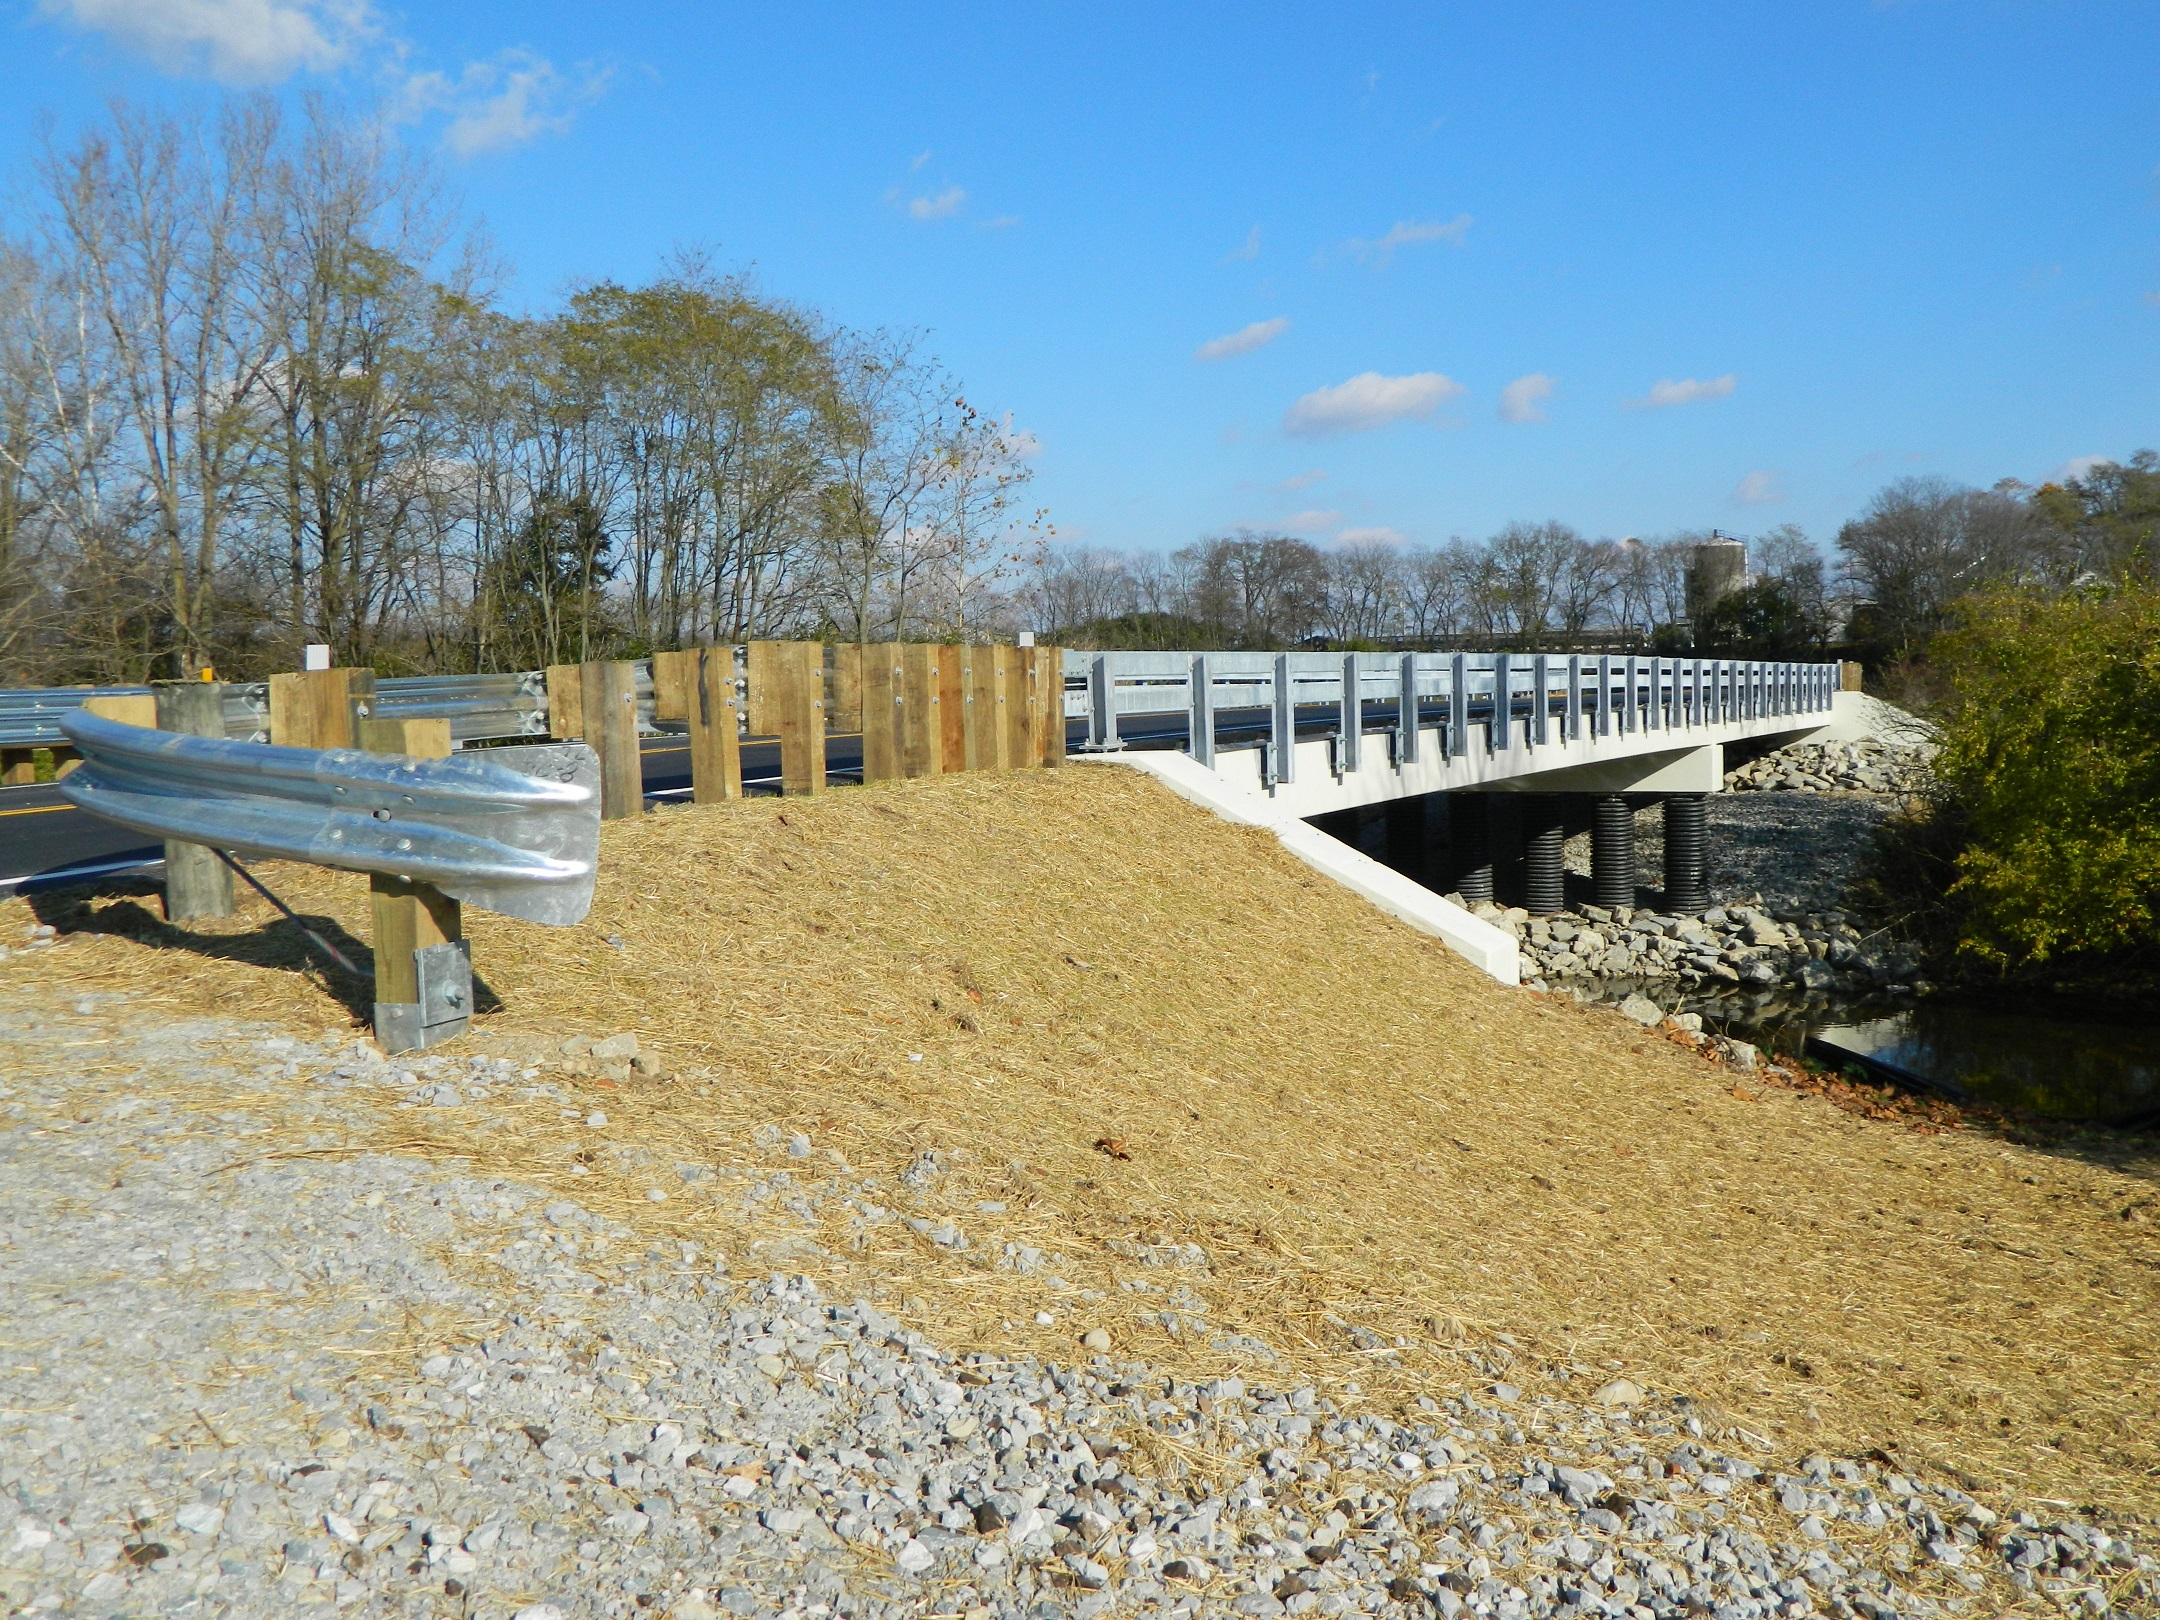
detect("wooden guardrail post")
[649,649,693,724]
[64,694,157,781]
[861,644,904,783]
[579,660,641,819]
[1034,646,1066,766]
[1,747,36,785]
[775,641,827,795]
[900,644,944,777]
[153,682,235,921]
[687,646,742,802]
[937,645,967,770]
[358,715,469,1054]
[268,667,375,748]
[545,662,585,742]
[1841,660,1864,693]
[831,643,863,733]
[1001,646,1033,768]
[965,645,1007,771]
[745,641,783,737]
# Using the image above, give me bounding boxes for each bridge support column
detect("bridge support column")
[1446,793,1493,902]
[1521,793,1566,915]
[1385,797,1427,884]
[1590,793,1637,911]
[1662,793,1709,913]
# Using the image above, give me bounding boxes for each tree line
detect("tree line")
[0,97,1041,684]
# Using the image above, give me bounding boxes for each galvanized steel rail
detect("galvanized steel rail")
[56,710,601,926]
[1061,649,1839,784]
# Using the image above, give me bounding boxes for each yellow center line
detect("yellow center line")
[0,803,70,818]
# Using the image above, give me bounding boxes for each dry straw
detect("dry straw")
[6,768,2157,1521]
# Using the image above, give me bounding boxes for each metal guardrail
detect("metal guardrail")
[1060,649,1840,783]
[56,710,601,926]
[1,671,550,750]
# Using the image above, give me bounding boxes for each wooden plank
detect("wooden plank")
[776,642,828,795]
[0,749,36,786]
[1034,646,1066,766]
[688,646,743,802]
[937,645,967,770]
[965,645,1006,772]
[580,661,642,819]
[745,640,782,736]
[154,683,235,922]
[357,716,461,1013]
[268,673,311,747]
[1001,645,1033,769]
[900,644,943,777]
[313,668,372,749]
[650,649,694,721]
[861,645,903,782]
[546,663,585,740]
[830,643,864,733]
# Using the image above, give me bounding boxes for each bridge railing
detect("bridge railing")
[1060,649,1839,784]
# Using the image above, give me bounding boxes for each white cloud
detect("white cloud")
[908,185,966,221]
[1628,374,1737,409]
[1282,508,1343,530]
[398,48,610,158]
[1276,468,1327,492]
[1498,372,1555,424]
[1733,469,1784,504]
[978,213,1022,230]
[1222,225,1262,263]
[40,0,372,81]
[1344,213,1472,265]
[2144,290,2160,307]
[910,148,933,172]
[1283,371,1464,437]
[1337,526,1408,546]
[2056,454,2113,483]
[1194,317,1290,362]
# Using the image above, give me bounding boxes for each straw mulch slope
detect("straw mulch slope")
[8,767,2158,1519]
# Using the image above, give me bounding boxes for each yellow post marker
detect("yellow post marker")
[357,716,468,1055]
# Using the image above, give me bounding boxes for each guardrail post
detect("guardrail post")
[1270,653,1294,786]
[1596,655,1612,737]
[580,661,641,818]
[1338,653,1361,774]
[936,644,967,770]
[1190,654,1215,767]
[153,683,236,921]
[1033,646,1065,766]
[1565,655,1582,741]
[969,645,1009,771]
[358,715,470,1055]
[270,667,375,748]
[1646,658,1664,732]
[1,748,35,785]
[545,663,583,742]
[900,644,943,777]
[687,646,742,801]
[861,644,904,782]
[649,649,692,725]
[774,641,827,795]
[1449,654,1467,760]
[1491,654,1512,753]
[832,643,865,733]
[1532,654,1550,747]
[745,641,784,737]
[1087,655,1117,751]
[1397,653,1418,765]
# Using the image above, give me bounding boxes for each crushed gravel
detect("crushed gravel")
[2,981,2155,1620]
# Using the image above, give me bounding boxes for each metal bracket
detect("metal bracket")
[374,939,472,1054]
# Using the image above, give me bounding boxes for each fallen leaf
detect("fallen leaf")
[1092,1137,1132,1161]
[1730,1086,1760,1103]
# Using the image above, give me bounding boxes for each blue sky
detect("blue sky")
[8,1,2159,556]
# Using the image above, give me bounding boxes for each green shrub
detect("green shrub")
[1918,586,2160,980]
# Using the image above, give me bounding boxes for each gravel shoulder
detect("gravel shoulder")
[4,770,2158,1620]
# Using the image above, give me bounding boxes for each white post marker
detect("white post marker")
[303,643,332,671]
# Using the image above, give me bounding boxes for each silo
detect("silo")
[1686,533,1749,627]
